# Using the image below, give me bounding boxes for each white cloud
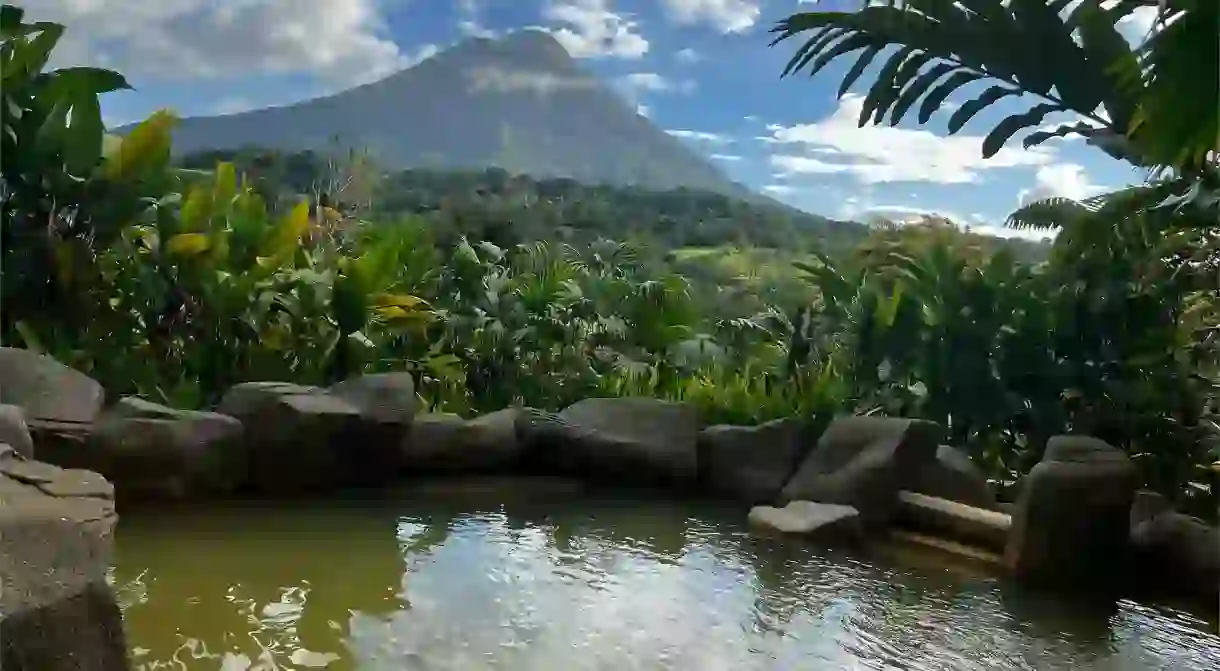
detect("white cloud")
[1018,163,1108,205]
[667,129,732,144]
[619,72,695,94]
[1113,2,1161,45]
[457,0,497,39]
[711,153,742,161]
[466,66,599,95]
[762,94,1055,184]
[543,0,649,59]
[210,97,255,116]
[33,0,408,87]
[835,201,1052,241]
[637,103,652,117]
[763,184,795,195]
[675,48,701,63]
[661,0,761,34]
[404,44,441,68]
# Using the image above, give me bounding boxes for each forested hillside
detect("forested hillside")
[179,147,1051,261]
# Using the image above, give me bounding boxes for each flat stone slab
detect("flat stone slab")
[895,490,1012,552]
[748,500,863,541]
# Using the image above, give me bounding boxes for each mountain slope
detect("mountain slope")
[137,30,760,200]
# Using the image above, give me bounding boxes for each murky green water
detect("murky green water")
[111,478,1220,670]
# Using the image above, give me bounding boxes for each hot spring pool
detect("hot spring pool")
[110,479,1220,670]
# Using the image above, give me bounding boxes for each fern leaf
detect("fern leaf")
[917,71,984,124]
[982,103,1066,158]
[948,85,1021,133]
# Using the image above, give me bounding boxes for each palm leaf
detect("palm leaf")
[770,1,1141,162]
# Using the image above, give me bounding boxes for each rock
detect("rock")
[1129,491,1220,599]
[217,382,403,494]
[110,396,184,420]
[780,415,942,525]
[1004,435,1138,586]
[405,409,523,472]
[910,444,997,510]
[80,400,246,500]
[0,454,128,670]
[748,501,863,541]
[1130,489,1174,526]
[697,417,814,505]
[328,372,420,424]
[895,491,1012,552]
[0,347,105,425]
[518,398,700,484]
[0,403,35,459]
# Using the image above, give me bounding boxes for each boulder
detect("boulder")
[216,382,402,494]
[1129,490,1220,600]
[0,453,128,670]
[0,347,105,425]
[328,372,420,424]
[697,417,814,505]
[79,399,246,501]
[910,444,998,510]
[780,415,941,525]
[405,409,523,472]
[747,501,863,542]
[0,403,35,459]
[1004,435,1138,587]
[518,398,700,484]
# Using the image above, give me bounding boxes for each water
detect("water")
[111,478,1220,671]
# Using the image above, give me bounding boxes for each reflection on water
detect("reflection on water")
[111,481,1220,671]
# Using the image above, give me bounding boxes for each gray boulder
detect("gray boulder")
[405,409,522,472]
[217,382,402,494]
[748,501,863,542]
[328,372,420,424]
[0,404,35,459]
[0,453,128,670]
[910,444,998,510]
[780,415,942,524]
[697,417,814,505]
[1129,490,1219,600]
[0,347,104,425]
[80,399,246,501]
[518,397,700,484]
[1004,435,1138,586]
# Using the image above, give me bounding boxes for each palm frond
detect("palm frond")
[771,1,1141,160]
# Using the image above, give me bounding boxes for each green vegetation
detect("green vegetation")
[1,3,1216,517]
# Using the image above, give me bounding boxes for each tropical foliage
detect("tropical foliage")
[1,3,1216,518]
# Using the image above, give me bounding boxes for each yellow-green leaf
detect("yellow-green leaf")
[372,293,429,309]
[101,109,177,180]
[213,161,237,206]
[262,199,311,259]
[166,232,212,257]
[179,184,212,232]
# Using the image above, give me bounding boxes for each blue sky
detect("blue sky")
[35,0,1159,237]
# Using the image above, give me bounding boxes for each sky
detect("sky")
[31,0,1161,239]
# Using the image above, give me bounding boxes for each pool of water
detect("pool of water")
[111,478,1220,670]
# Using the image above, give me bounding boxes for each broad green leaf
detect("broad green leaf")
[63,90,102,174]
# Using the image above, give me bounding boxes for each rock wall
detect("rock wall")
[3,346,1217,626]
[1,446,128,671]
